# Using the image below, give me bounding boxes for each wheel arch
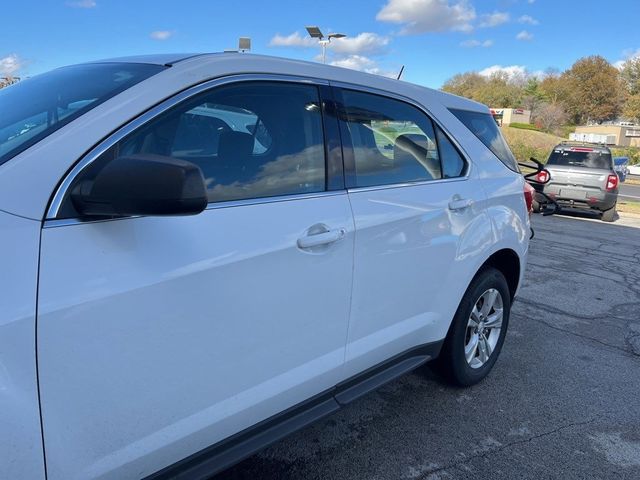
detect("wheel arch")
[477,248,521,301]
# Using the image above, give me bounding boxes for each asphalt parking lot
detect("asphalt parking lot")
[620,177,640,202]
[215,212,640,480]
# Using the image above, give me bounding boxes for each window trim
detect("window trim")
[434,124,469,179]
[46,74,339,220]
[43,191,347,229]
[329,82,471,192]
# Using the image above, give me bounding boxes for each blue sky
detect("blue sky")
[1,0,639,88]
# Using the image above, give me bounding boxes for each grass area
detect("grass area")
[508,122,541,132]
[500,126,565,163]
[624,177,640,186]
[618,200,640,215]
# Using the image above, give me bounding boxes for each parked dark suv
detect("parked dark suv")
[533,142,619,221]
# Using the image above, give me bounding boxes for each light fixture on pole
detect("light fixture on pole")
[305,26,346,64]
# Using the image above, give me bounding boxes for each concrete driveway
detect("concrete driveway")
[215,213,640,480]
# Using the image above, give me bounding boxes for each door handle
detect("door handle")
[448,198,473,211]
[297,228,346,249]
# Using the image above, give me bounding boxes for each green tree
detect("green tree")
[620,57,640,96]
[521,77,546,115]
[560,56,624,124]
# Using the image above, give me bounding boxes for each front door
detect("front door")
[37,80,354,480]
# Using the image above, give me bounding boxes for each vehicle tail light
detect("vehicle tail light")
[523,182,535,214]
[606,174,618,191]
[536,170,550,183]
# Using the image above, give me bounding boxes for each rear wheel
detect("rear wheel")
[433,267,511,386]
[601,204,616,222]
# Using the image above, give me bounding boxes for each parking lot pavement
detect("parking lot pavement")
[619,182,640,202]
[215,213,640,480]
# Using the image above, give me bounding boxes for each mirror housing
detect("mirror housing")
[72,154,208,217]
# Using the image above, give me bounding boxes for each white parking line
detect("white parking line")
[619,194,640,200]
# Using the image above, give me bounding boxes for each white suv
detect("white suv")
[0,54,530,480]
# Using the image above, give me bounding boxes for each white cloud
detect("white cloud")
[0,54,22,76]
[376,0,476,34]
[270,31,390,57]
[614,48,640,69]
[150,30,174,41]
[516,30,534,41]
[329,55,396,78]
[460,39,493,48]
[66,0,96,7]
[518,15,539,25]
[479,12,510,28]
[269,31,317,48]
[330,33,390,55]
[479,64,527,78]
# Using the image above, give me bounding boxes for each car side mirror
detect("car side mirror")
[72,154,208,217]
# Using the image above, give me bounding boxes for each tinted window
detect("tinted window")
[450,109,519,172]
[436,127,466,178]
[68,82,326,210]
[547,149,612,169]
[0,63,165,166]
[340,90,441,187]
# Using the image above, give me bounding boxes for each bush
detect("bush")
[611,146,640,165]
[557,124,576,139]
[508,122,540,131]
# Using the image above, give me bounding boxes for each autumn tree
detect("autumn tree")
[560,56,625,124]
[475,72,523,107]
[538,71,568,106]
[442,72,486,100]
[623,94,640,123]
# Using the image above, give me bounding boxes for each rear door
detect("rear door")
[333,87,487,377]
[37,79,354,480]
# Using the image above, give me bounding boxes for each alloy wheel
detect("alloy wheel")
[464,288,503,369]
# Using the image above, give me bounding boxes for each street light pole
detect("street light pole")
[319,39,329,64]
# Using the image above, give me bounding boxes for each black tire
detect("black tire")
[433,267,511,387]
[601,204,616,222]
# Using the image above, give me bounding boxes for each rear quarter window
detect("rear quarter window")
[449,109,519,172]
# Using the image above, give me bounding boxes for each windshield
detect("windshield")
[547,150,612,169]
[0,62,165,166]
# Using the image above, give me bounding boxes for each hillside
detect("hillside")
[501,126,565,163]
